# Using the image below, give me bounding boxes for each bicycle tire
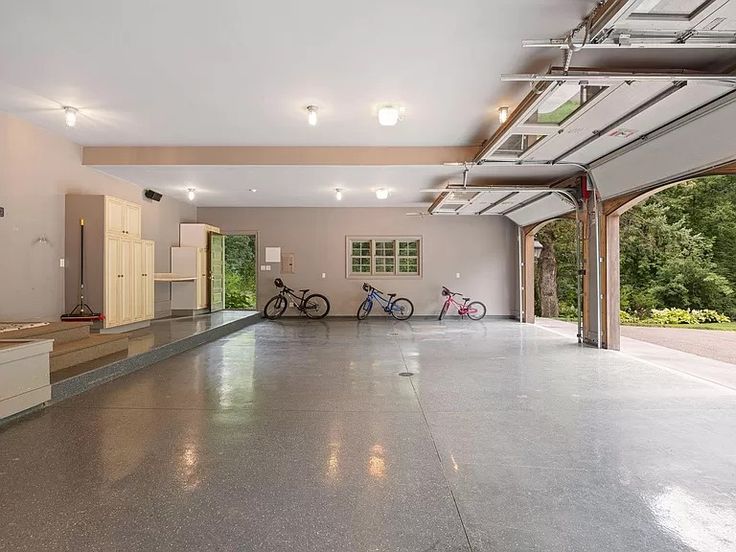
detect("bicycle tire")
[357,298,373,320]
[390,298,414,321]
[438,301,450,321]
[303,293,330,319]
[467,301,486,320]
[264,295,287,320]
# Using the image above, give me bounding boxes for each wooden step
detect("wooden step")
[0,321,91,345]
[50,335,129,373]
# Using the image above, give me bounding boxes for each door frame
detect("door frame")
[222,231,260,311]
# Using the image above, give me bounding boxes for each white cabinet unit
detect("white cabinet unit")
[180,223,220,248]
[66,195,155,330]
[170,247,209,311]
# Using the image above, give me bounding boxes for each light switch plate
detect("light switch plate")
[456,272,461,279]
[265,265,272,271]
[59,258,65,268]
[321,273,326,279]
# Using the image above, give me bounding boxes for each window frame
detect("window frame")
[346,236,423,279]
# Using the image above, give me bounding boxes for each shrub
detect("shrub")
[620,310,639,324]
[645,307,730,325]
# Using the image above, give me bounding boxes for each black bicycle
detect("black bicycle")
[263,278,330,320]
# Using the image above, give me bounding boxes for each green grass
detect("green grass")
[622,321,736,332]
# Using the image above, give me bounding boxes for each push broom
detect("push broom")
[61,218,104,322]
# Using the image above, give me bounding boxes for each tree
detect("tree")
[536,226,559,317]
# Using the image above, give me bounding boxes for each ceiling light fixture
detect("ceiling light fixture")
[63,106,78,127]
[335,188,343,201]
[306,105,318,126]
[378,105,400,126]
[249,188,257,193]
[498,106,509,124]
[375,188,389,200]
[187,188,196,201]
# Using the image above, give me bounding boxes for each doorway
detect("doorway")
[224,234,257,310]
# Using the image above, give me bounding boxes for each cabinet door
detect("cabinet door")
[125,203,142,239]
[197,248,208,308]
[105,235,121,327]
[105,197,126,236]
[119,239,134,324]
[143,241,155,319]
[131,240,144,321]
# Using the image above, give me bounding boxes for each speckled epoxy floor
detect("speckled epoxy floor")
[1,319,735,551]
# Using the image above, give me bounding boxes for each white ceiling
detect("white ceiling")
[0,0,678,147]
[95,164,580,207]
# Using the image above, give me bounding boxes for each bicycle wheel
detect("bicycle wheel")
[438,301,450,321]
[303,293,330,319]
[357,298,373,320]
[264,295,287,320]
[466,301,486,320]
[390,298,414,321]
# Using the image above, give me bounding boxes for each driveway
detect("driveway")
[621,325,736,365]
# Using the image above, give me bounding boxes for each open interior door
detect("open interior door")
[209,232,225,312]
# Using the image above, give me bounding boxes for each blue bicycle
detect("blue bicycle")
[357,283,414,320]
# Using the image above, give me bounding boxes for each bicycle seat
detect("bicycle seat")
[387,293,397,298]
[463,297,470,302]
[299,288,310,293]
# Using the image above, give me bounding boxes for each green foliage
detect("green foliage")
[543,175,736,323]
[224,235,257,309]
[620,177,735,316]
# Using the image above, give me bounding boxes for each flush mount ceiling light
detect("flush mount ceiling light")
[375,188,389,200]
[377,105,402,126]
[249,188,257,193]
[306,105,318,126]
[498,106,509,124]
[335,188,343,201]
[187,188,196,201]
[63,106,78,127]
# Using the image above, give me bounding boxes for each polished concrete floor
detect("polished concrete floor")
[2,319,735,551]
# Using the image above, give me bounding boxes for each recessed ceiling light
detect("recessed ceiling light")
[187,188,196,201]
[498,106,509,124]
[63,106,78,127]
[249,188,257,193]
[378,106,401,126]
[306,105,318,126]
[335,188,343,201]
[376,188,389,200]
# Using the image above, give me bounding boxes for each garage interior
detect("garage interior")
[1,1,736,550]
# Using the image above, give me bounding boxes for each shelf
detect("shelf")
[154,273,197,282]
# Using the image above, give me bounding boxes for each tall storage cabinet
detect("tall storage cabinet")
[170,223,222,314]
[65,195,155,331]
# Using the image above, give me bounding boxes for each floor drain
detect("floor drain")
[398,372,414,377]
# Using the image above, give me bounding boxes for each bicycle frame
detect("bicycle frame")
[442,291,480,318]
[276,287,310,312]
[365,288,401,313]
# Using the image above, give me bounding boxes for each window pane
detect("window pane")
[633,0,709,16]
[495,134,545,156]
[352,241,369,255]
[525,84,606,125]
[375,257,395,274]
[375,240,394,256]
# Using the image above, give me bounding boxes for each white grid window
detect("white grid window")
[347,237,421,277]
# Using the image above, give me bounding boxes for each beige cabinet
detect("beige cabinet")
[66,194,154,330]
[196,247,208,309]
[170,246,210,312]
[105,196,141,238]
[180,223,220,248]
[142,241,155,320]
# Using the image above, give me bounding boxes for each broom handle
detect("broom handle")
[79,219,85,302]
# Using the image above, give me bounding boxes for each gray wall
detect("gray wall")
[0,112,196,321]
[197,207,518,316]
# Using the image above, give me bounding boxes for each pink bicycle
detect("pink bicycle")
[438,286,486,320]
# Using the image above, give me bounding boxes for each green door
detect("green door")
[209,233,225,312]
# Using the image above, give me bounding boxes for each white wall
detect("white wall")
[0,112,196,320]
[197,207,518,316]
